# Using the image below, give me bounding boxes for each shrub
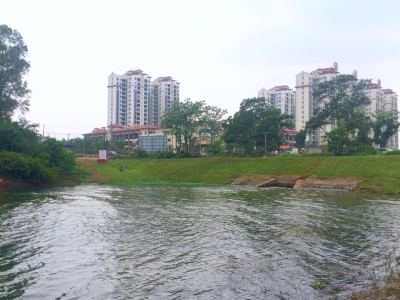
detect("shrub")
[385,150,400,155]
[0,151,51,181]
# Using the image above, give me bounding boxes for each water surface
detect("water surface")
[1,185,400,299]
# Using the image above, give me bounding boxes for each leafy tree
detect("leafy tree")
[223,109,256,154]
[223,98,293,155]
[0,25,78,182]
[0,118,39,154]
[40,139,75,171]
[295,129,306,149]
[326,121,351,156]
[372,111,399,148]
[0,25,30,118]
[162,99,205,153]
[307,75,371,131]
[199,105,227,145]
[305,75,375,155]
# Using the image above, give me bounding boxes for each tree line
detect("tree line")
[160,75,399,156]
[69,77,399,158]
[0,25,78,182]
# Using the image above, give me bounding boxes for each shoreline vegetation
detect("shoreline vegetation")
[74,155,400,195]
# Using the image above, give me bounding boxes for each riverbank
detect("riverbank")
[77,155,400,194]
[0,165,89,192]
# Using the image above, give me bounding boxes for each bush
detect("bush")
[41,139,75,171]
[352,144,376,156]
[155,151,175,159]
[385,150,400,155]
[0,151,52,181]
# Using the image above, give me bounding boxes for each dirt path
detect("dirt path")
[76,158,108,182]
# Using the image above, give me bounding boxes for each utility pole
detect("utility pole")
[263,131,268,156]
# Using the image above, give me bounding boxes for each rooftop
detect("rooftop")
[83,125,162,136]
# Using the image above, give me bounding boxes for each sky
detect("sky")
[1,0,400,138]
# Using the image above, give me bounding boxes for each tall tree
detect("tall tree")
[161,99,205,153]
[0,25,30,118]
[305,75,374,154]
[223,98,292,155]
[199,105,227,145]
[307,74,371,131]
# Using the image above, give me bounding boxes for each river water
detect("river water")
[1,185,400,299]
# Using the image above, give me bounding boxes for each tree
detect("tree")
[0,25,30,118]
[372,111,399,148]
[307,75,371,132]
[295,129,306,149]
[305,75,375,154]
[0,118,39,154]
[223,98,293,155]
[326,121,351,155]
[199,105,227,145]
[161,99,205,153]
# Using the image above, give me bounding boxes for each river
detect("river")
[1,184,400,299]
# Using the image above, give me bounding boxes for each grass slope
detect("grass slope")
[78,155,400,194]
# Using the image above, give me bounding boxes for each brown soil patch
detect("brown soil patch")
[76,159,108,182]
[294,176,363,190]
[232,174,362,190]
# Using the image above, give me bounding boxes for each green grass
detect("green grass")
[78,155,400,194]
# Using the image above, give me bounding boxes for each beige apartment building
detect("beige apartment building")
[152,76,180,126]
[295,62,340,145]
[258,85,295,116]
[294,62,398,149]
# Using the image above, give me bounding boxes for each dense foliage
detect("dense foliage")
[0,119,75,182]
[306,75,399,155]
[223,98,293,155]
[161,99,227,154]
[0,25,77,183]
[0,25,30,118]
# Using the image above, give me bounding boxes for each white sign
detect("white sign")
[99,150,107,160]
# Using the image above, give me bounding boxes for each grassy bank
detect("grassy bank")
[77,155,400,194]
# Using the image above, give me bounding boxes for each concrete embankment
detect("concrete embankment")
[232,174,363,190]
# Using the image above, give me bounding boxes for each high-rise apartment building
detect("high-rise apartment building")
[295,62,340,144]
[108,70,152,126]
[152,76,180,125]
[257,85,295,116]
[382,89,399,149]
[365,82,399,149]
[294,62,398,149]
[108,70,179,127]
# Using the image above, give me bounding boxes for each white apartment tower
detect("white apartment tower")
[108,73,128,126]
[382,89,399,149]
[295,62,340,144]
[365,81,399,149]
[108,70,179,127]
[152,76,180,125]
[294,62,398,149]
[108,70,152,126]
[258,85,295,116]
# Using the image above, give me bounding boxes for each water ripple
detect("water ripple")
[1,185,400,299]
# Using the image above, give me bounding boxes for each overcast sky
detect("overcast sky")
[2,0,400,138]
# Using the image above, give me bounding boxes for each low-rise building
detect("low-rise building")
[83,125,175,150]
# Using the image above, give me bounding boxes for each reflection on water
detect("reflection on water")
[1,185,400,299]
